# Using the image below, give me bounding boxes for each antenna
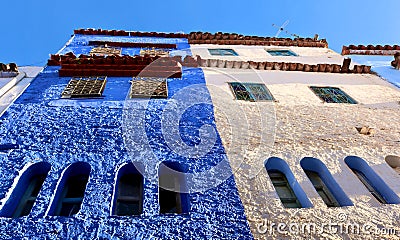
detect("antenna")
[272,20,300,38]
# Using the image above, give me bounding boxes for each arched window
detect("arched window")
[0,162,51,218]
[48,162,91,216]
[345,156,400,204]
[158,161,189,214]
[385,155,400,175]
[112,163,144,216]
[265,157,313,208]
[301,157,353,207]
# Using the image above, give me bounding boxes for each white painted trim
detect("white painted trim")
[56,35,75,55]
[0,72,26,98]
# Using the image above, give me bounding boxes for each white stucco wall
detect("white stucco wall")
[191,45,348,66]
[199,45,400,239]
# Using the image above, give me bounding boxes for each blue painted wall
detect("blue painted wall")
[0,34,253,239]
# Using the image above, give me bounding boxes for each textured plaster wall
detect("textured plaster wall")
[0,35,253,239]
[204,66,400,239]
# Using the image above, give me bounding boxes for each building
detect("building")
[0,29,399,239]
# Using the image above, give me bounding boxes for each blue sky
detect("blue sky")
[1,0,399,66]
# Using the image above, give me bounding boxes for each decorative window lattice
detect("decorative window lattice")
[61,76,107,99]
[266,49,297,56]
[208,48,238,56]
[228,82,274,101]
[310,86,357,104]
[130,77,168,98]
[140,48,169,57]
[90,46,122,56]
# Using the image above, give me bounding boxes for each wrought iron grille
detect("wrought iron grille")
[139,48,170,57]
[228,82,274,101]
[310,86,357,104]
[61,76,107,99]
[130,77,168,99]
[90,47,122,56]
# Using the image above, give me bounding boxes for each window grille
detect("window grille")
[130,77,168,99]
[229,82,274,101]
[90,46,121,56]
[61,76,107,99]
[266,49,297,56]
[310,86,357,104]
[208,49,238,56]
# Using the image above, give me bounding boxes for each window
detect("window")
[208,49,238,56]
[0,162,51,218]
[130,77,168,99]
[268,170,301,208]
[345,156,400,204]
[61,76,107,99]
[352,169,386,203]
[310,86,357,104]
[301,157,353,207]
[113,163,144,216]
[229,82,274,101]
[90,46,121,56]
[158,162,189,214]
[140,48,169,57]
[48,162,91,216]
[266,49,297,56]
[265,157,313,208]
[304,170,340,207]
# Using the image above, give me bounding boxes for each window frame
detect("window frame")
[310,86,357,104]
[228,82,275,102]
[61,76,107,99]
[158,162,189,215]
[352,169,387,204]
[266,49,297,57]
[208,48,238,56]
[113,163,144,216]
[268,170,302,208]
[304,170,341,207]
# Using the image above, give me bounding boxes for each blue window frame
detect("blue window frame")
[113,163,144,216]
[266,49,297,56]
[345,156,400,204]
[0,162,51,218]
[310,86,357,104]
[158,162,189,214]
[228,82,274,101]
[265,157,313,208]
[48,162,91,216]
[208,49,238,56]
[301,157,353,207]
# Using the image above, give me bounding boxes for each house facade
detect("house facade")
[0,29,399,239]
